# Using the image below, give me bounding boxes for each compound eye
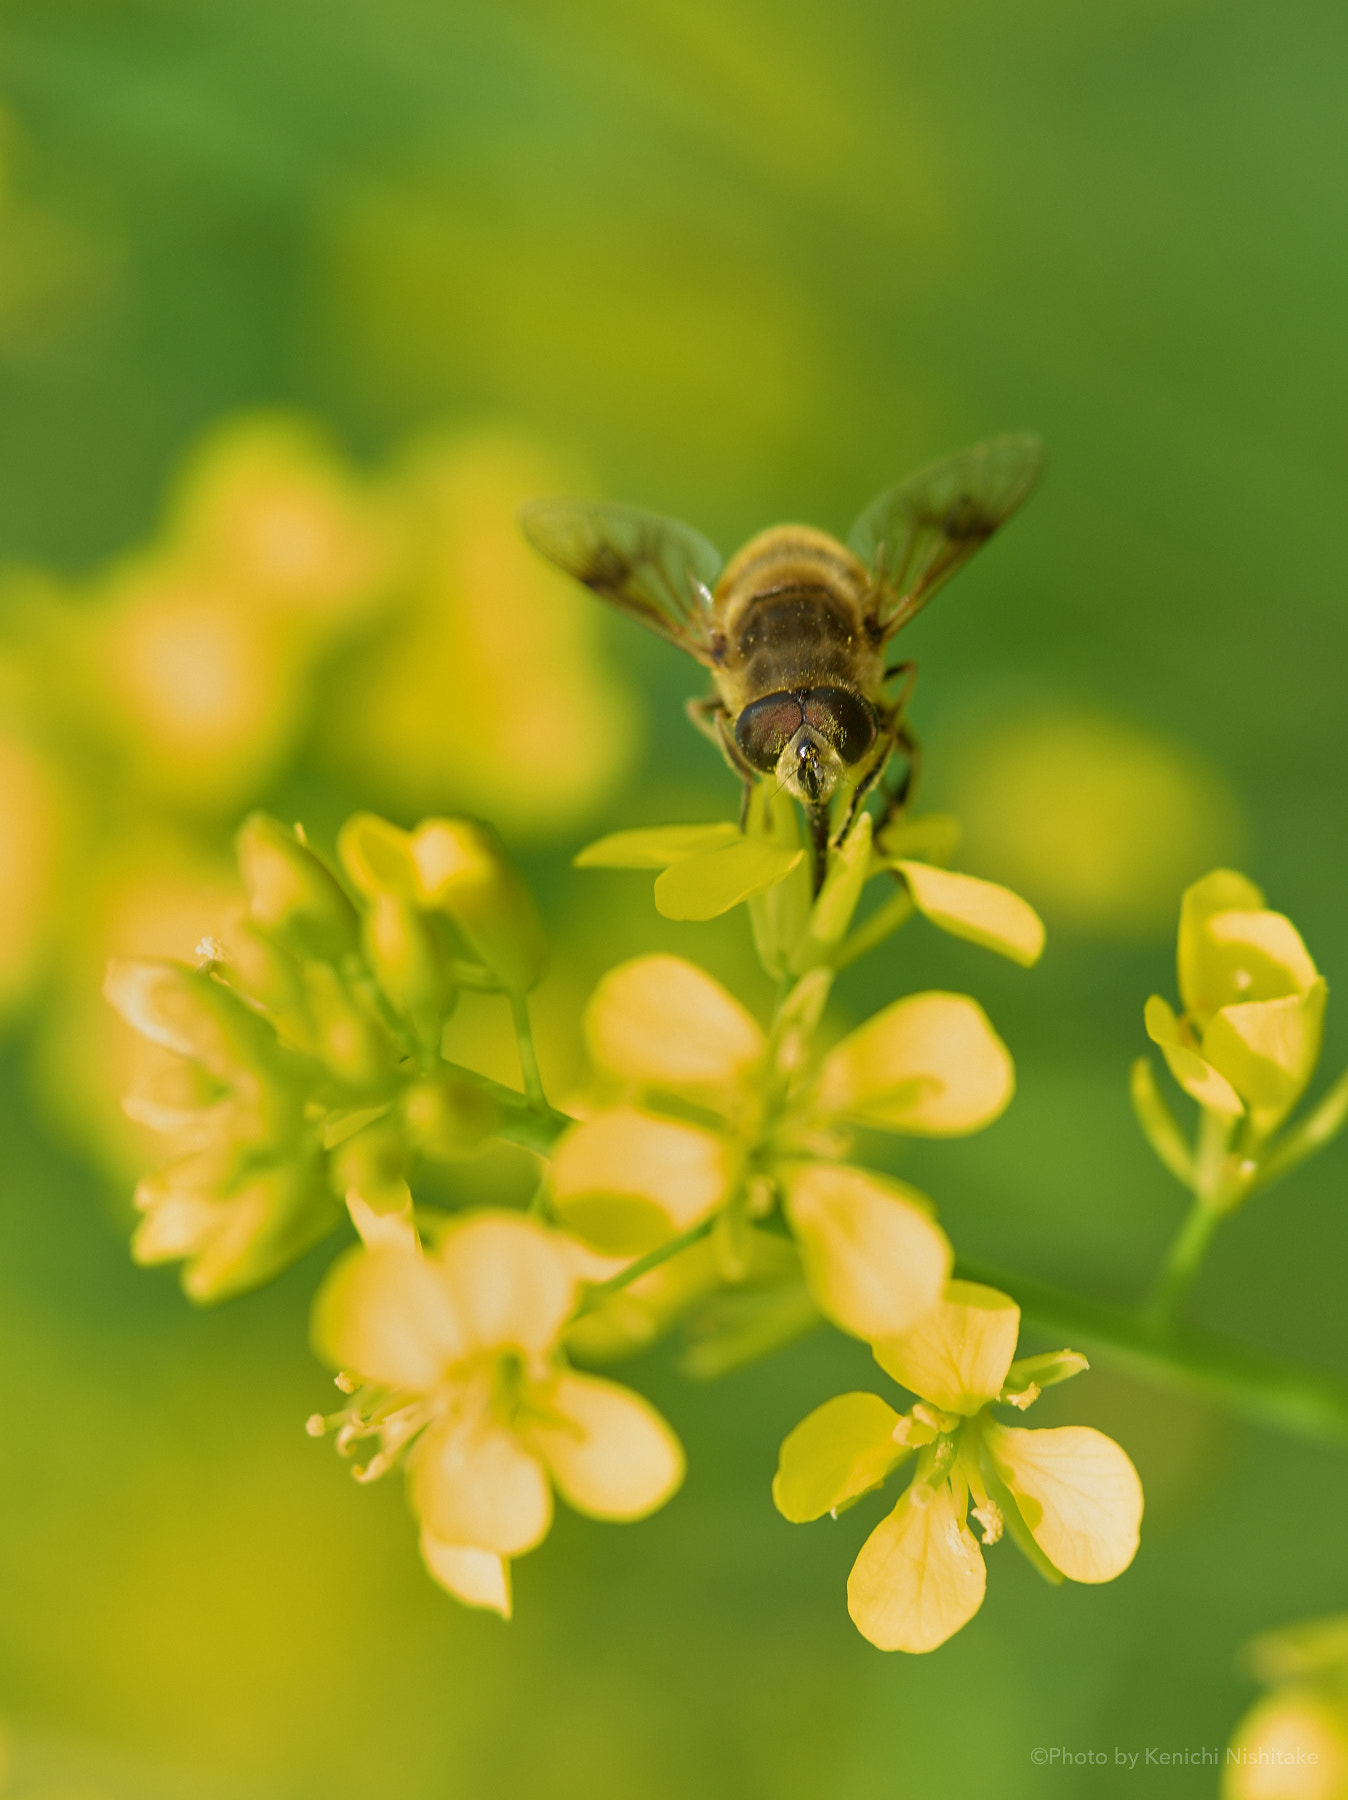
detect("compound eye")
[802,687,877,764]
[734,692,804,773]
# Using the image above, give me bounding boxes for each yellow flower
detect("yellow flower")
[1146,870,1325,1135]
[310,1212,685,1619]
[551,955,1014,1341]
[1226,1616,1348,1800]
[576,799,1044,973]
[773,1280,1142,1653]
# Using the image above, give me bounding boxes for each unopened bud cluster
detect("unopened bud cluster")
[105,808,545,1300]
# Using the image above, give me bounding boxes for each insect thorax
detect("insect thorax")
[713,525,879,705]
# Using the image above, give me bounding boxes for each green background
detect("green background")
[1,1,1346,1794]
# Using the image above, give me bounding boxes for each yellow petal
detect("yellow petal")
[1144,994,1244,1117]
[1178,868,1317,1025]
[311,1244,466,1389]
[412,1415,553,1556]
[772,1391,906,1522]
[419,1531,512,1618]
[1202,981,1326,1118]
[654,837,804,921]
[584,954,765,1098]
[815,992,1014,1135]
[846,1481,986,1653]
[552,1109,737,1251]
[873,1280,1020,1414]
[103,957,272,1078]
[983,1421,1142,1582]
[336,811,417,898]
[525,1370,685,1519]
[436,1213,577,1356]
[574,822,740,869]
[894,861,1045,967]
[782,1162,951,1341]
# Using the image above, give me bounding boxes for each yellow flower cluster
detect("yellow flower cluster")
[1,415,635,1181]
[103,809,543,1298]
[552,953,1009,1341]
[1132,870,1348,1314]
[105,790,1151,1650]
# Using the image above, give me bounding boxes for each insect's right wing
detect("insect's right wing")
[848,434,1044,640]
[519,498,723,664]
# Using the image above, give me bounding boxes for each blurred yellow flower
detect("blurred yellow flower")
[1226,1616,1348,1800]
[774,1280,1142,1652]
[317,432,640,835]
[944,706,1243,939]
[310,1213,685,1618]
[550,953,1014,1341]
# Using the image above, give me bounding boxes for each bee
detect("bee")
[520,434,1043,889]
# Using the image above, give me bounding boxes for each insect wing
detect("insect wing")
[848,434,1044,639]
[519,497,723,663]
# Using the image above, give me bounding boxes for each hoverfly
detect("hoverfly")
[520,435,1043,891]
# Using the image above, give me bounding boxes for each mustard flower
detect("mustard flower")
[774,1280,1143,1652]
[575,800,1044,974]
[1145,870,1324,1137]
[1132,869,1348,1221]
[550,954,1015,1342]
[310,1212,684,1618]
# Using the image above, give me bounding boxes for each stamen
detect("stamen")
[335,1371,360,1395]
[971,1500,1004,1545]
[1003,1383,1040,1411]
[305,1414,327,1438]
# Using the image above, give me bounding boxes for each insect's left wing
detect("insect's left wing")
[519,498,723,664]
[848,434,1044,641]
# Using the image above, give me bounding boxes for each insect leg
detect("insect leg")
[883,659,918,711]
[871,718,924,841]
[686,695,760,830]
[834,718,896,844]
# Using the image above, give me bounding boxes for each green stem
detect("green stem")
[586,1217,717,1298]
[437,1057,571,1156]
[508,990,548,1111]
[831,887,915,971]
[1145,1198,1222,1323]
[957,1257,1348,1448]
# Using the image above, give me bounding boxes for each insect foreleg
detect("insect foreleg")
[685,694,759,831]
[872,718,923,840]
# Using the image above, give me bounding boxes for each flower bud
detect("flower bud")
[328,1116,410,1214]
[336,812,418,899]
[303,961,399,1092]
[236,812,358,961]
[133,1146,339,1303]
[221,916,305,1019]
[104,958,274,1080]
[409,818,547,993]
[400,1071,501,1159]
[360,892,451,1038]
